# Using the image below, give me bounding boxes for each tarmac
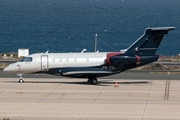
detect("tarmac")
[1,77,180,120]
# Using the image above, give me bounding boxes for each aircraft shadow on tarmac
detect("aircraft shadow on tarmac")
[4,80,150,86]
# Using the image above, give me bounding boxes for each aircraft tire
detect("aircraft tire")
[87,77,98,85]
[91,78,98,85]
[19,79,24,83]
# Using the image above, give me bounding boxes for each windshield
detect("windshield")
[19,57,33,62]
[19,57,26,62]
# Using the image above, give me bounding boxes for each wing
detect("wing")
[61,70,113,78]
[63,71,112,75]
[46,67,115,78]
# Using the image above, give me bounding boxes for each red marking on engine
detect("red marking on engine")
[106,52,123,65]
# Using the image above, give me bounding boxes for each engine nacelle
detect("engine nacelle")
[106,52,159,67]
[136,55,159,66]
[106,53,137,66]
[110,55,137,65]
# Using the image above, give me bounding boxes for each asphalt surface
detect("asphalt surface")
[1,68,180,119]
[1,78,180,120]
[1,68,180,81]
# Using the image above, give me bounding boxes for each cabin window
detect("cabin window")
[86,58,89,62]
[66,59,69,62]
[59,59,62,62]
[74,59,77,62]
[52,59,55,62]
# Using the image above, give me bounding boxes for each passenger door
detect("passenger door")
[41,55,48,71]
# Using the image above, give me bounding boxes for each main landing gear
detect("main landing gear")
[17,74,24,83]
[87,77,98,85]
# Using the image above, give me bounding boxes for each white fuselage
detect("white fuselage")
[4,52,109,74]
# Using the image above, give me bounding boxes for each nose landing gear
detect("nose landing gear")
[19,77,24,83]
[17,74,24,83]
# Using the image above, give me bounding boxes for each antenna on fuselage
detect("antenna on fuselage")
[94,34,98,52]
[81,49,87,53]
[45,51,49,54]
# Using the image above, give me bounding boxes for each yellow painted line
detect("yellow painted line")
[41,94,49,97]
[55,84,61,86]
[3,118,10,120]
[149,72,180,74]
[31,82,37,84]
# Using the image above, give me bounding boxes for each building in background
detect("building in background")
[18,49,29,57]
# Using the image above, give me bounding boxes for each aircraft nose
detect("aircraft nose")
[3,66,11,72]
[3,64,16,73]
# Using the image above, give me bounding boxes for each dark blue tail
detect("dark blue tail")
[125,27,175,55]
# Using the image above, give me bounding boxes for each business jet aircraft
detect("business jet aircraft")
[3,27,175,84]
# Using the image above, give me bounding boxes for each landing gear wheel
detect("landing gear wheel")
[19,78,24,83]
[17,74,24,83]
[91,79,98,84]
[87,78,98,85]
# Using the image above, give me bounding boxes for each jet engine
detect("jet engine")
[106,52,159,71]
[106,53,138,66]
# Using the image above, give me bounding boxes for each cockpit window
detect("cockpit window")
[25,57,33,62]
[19,57,26,62]
[19,57,33,62]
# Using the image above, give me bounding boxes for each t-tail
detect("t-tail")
[109,27,175,72]
[125,27,175,55]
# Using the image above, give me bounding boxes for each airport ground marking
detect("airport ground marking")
[79,84,106,120]
[149,71,180,75]
[15,83,61,119]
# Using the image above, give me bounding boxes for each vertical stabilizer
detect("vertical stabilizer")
[125,27,175,55]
